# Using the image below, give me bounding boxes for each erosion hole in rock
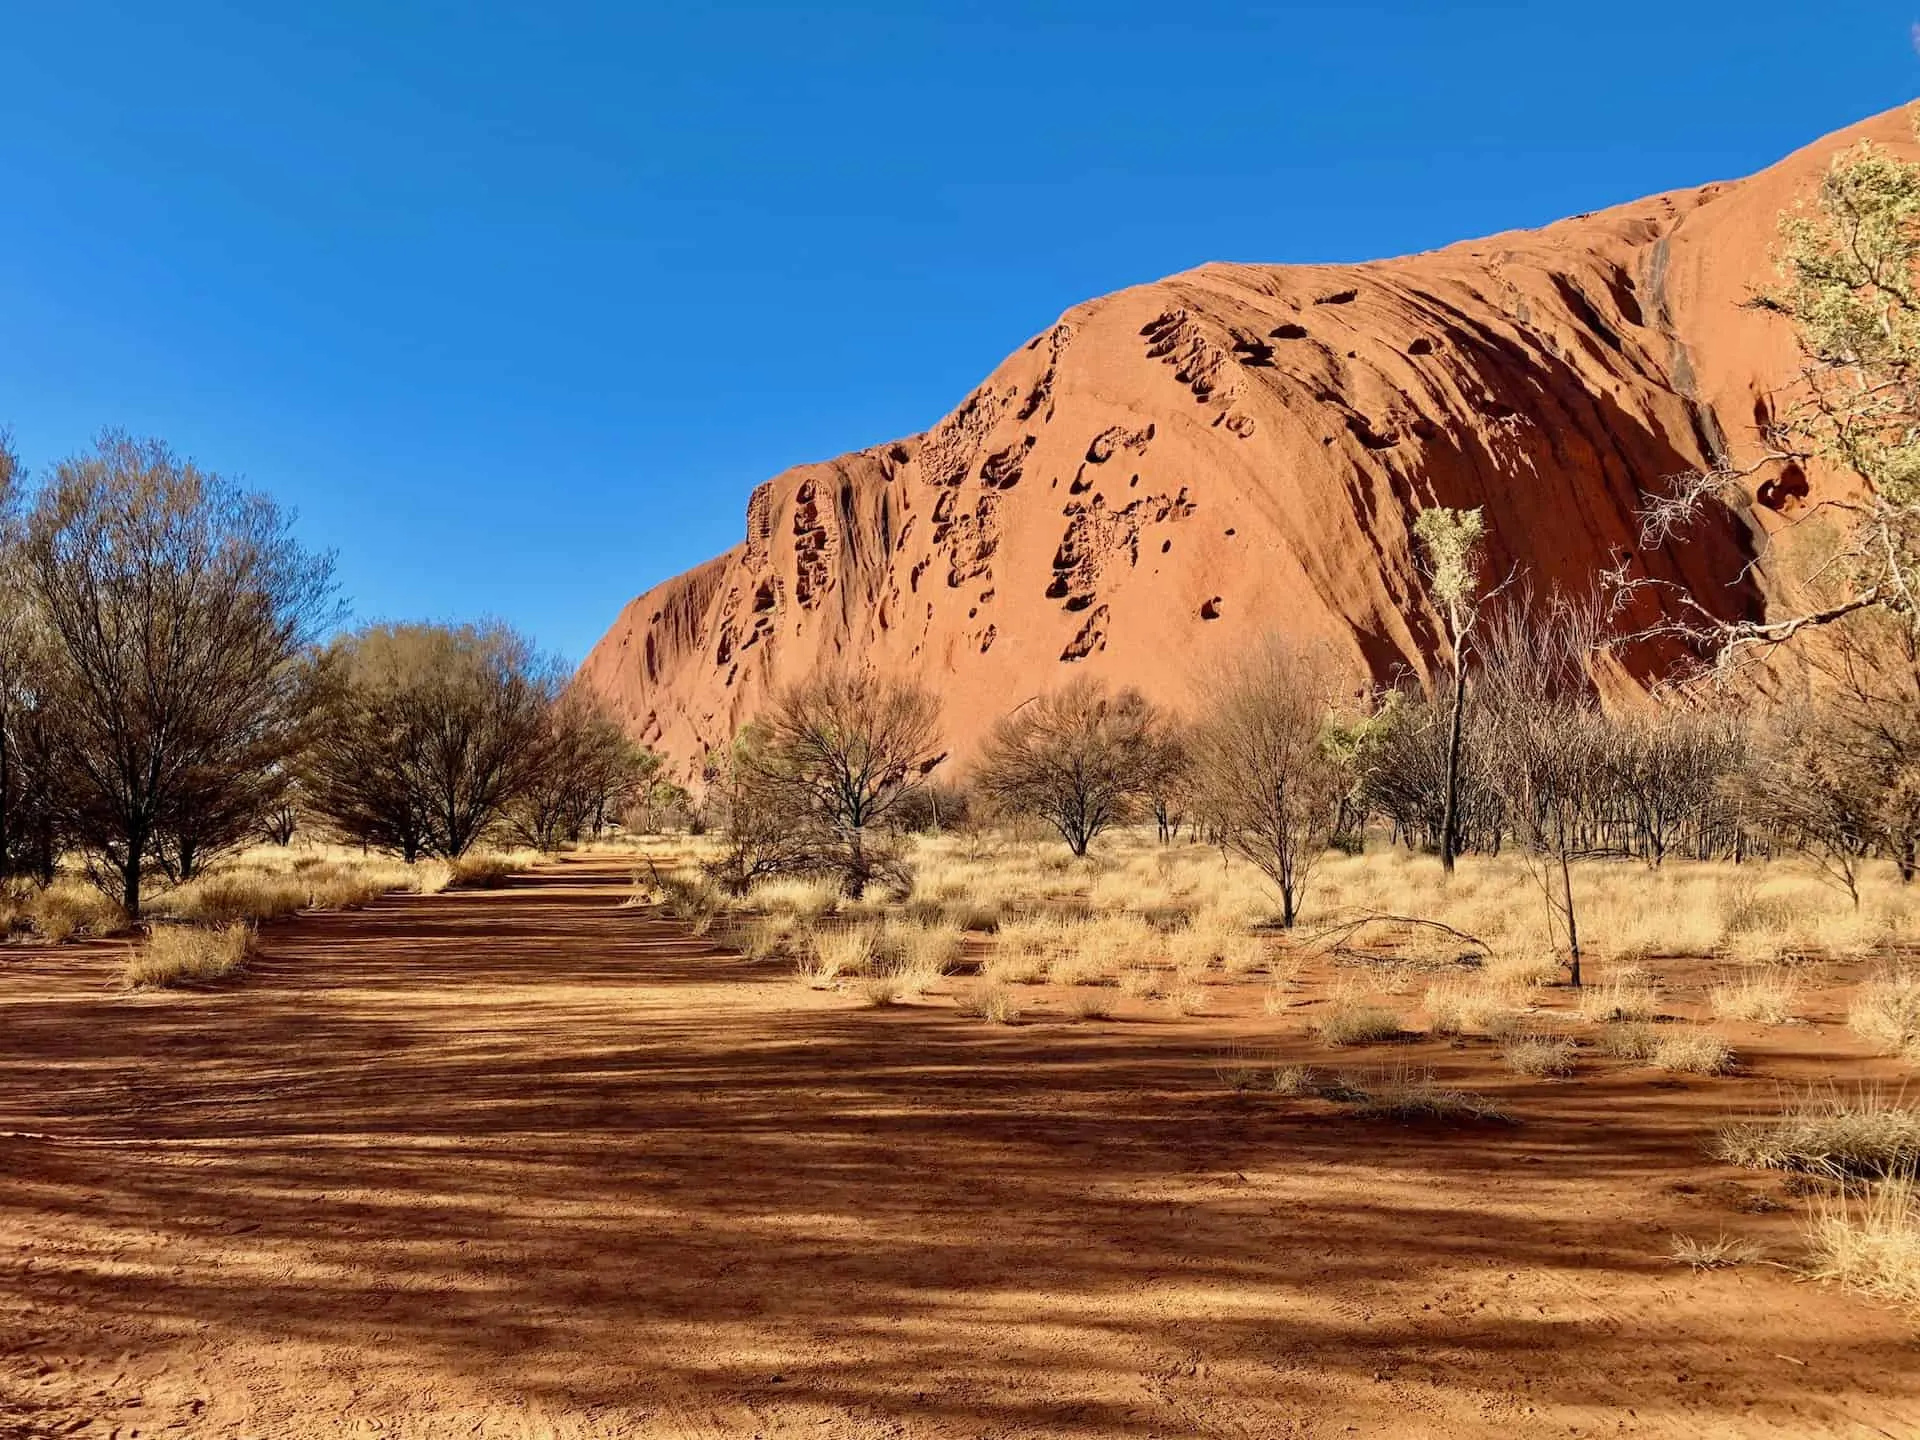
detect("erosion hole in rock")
[1757,463,1811,512]
[1314,289,1358,306]
[1200,597,1223,620]
[1270,322,1310,340]
[1407,337,1434,355]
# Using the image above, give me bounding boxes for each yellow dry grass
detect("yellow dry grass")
[124,922,252,988]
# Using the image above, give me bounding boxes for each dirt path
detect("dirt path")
[0,862,1915,1438]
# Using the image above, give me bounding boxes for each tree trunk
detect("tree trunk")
[1558,834,1580,989]
[1439,655,1468,875]
[121,850,143,923]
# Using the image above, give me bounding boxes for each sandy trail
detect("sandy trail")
[0,861,1915,1438]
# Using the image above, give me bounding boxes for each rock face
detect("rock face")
[579,107,1915,780]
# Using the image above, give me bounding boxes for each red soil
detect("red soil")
[579,107,1919,781]
[2,862,1916,1437]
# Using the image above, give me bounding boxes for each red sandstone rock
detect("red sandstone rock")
[579,108,1915,779]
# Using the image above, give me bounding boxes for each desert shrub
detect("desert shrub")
[718,670,942,896]
[124,922,252,988]
[1119,965,1165,1000]
[1715,1088,1920,1178]
[1804,1177,1920,1312]
[1850,971,1920,1058]
[28,882,124,943]
[858,973,905,1007]
[1650,1028,1735,1075]
[974,677,1182,856]
[1709,969,1803,1025]
[1315,997,1402,1048]
[1503,1034,1577,1077]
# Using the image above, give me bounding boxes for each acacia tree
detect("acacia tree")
[974,678,1181,857]
[306,622,560,859]
[1641,110,1920,658]
[728,669,944,895]
[20,433,336,917]
[1189,640,1344,927]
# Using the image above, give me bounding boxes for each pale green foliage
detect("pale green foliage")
[1759,112,1920,622]
[1412,506,1486,615]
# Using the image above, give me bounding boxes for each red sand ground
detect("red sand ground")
[2,861,1917,1438]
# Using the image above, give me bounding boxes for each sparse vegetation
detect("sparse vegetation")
[1670,1234,1766,1271]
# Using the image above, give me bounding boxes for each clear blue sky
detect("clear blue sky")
[0,2,1912,662]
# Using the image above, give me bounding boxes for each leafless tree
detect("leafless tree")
[974,678,1181,856]
[20,433,337,916]
[306,622,560,860]
[728,669,944,895]
[1477,596,1614,986]
[506,691,655,850]
[1188,639,1345,927]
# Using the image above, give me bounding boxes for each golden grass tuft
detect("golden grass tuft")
[1165,984,1208,1017]
[1804,1177,1920,1313]
[959,982,1022,1024]
[1342,1063,1512,1123]
[797,926,875,987]
[448,852,524,889]
[1595,1022,1661,1061]
[1708,968,1802,1025]
[1314,994,1402,1048]
[1849,970,1920,1058]
[1650,1028,1735,1075]
[1715,1087,1920,1179]
[1424,975,1522,1037]
[28,882,125,943]
[1502,1034,1577,1077]
[1068,988,1117,1020]
[1578,968,1661,1024]
[124,923,252,988]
